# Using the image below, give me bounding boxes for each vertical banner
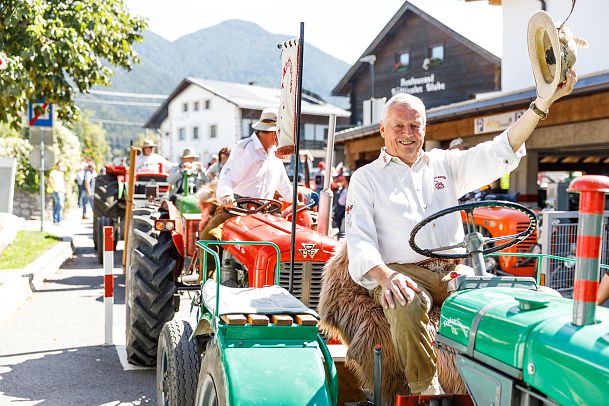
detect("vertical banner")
[277,38,300,157]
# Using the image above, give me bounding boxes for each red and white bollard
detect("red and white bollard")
[569,175,609,326]
[103,226,114,345]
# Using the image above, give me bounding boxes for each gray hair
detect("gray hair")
[381,93,427,125]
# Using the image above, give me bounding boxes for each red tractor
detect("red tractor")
[124,179,331,366]
[92,164,169,263]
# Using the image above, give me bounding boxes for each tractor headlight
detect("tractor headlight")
[155,221,164,231]
[165,221,175,231]
[154,220,176,232]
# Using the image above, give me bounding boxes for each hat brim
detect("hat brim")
[181,154,199,159]
[527,11,562,100]
[252,121,278,132]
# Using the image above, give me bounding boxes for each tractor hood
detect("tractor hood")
[439,288,609,405]
[222,214,337,262]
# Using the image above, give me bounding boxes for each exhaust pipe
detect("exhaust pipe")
[317,114,336,236]
[569,175,609,326]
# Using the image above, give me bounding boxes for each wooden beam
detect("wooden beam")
[247,314,269,326]
[295,314,318,326]
[271,314,293,326]
[221,314,247,325]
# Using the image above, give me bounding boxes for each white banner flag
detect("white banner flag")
[276,38,300,157]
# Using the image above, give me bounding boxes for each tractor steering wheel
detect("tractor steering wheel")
[225,198,283,216]
[409,200,537,260]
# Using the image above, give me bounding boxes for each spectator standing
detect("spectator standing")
[48,162,66,224]
[332,174,350,232]
[81,163,94,220]
[207,147,231,182]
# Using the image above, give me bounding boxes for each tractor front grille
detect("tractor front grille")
[279,261,325,309]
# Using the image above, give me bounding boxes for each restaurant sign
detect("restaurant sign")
[391,73,446,96]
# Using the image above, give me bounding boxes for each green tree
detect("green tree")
[0,0,147,128]
[73,114,109,166]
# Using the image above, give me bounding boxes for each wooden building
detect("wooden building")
[332,1,501,126]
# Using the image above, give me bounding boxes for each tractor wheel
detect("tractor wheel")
[93,174,120,219]
[96,216,113,264]
[195,343,227,406]
[157,320,200,406]
[126,213,177,366]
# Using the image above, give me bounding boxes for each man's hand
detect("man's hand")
[221,195,235,208]
[368,265,421,309]
[536,67,577,111]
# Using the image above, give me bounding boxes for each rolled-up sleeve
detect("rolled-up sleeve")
[345,171,384,289]
[448,130,526,198]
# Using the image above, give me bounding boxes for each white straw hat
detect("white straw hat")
[252,107,278,132]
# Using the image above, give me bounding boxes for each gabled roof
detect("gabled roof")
[144,78,350,129]
[332,1,501,96]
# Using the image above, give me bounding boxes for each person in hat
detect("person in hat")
[167,147,207,197]
[200,107,293,273]
[345,74,576,395]
[134,138,171,173]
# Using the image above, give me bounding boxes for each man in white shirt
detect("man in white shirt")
[346,69,576,395]
[200,107,293,271]
[134,139,171,173]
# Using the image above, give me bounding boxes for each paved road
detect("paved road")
[0,210,155,405]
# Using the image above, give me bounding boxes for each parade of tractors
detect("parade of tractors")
[81,10,609,406]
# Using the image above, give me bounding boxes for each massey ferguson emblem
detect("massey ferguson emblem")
[299,243,319,259]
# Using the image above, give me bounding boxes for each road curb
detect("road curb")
[0,237,75,321]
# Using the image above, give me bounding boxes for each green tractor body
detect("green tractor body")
[438,287,609,405]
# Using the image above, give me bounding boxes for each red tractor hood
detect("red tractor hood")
[222,214,337,263]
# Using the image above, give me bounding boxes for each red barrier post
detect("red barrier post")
[103,226,114,345]
[568,175,609,326]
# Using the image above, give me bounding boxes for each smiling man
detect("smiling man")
[345,70,576,396]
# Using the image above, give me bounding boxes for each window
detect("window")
[209,124,217,138]
[205,100,211,110]
[178,128,185,141]
[193,126,199,140]
[182,103,188,112]
[241,118,254,138]
[394,51,409,72]
[429,44,444,62]
[194,101,200,111]
[304,123,315,141]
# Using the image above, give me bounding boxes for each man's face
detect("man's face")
[257,130,278,150]
[143,146,154,156]
[182,157,195,164]
[380,103,426,165]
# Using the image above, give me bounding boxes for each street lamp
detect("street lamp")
[359,54,376,99]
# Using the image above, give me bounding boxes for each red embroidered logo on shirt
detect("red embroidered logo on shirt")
[434,175,446,190]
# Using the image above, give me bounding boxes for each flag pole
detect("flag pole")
[288,22,305,294]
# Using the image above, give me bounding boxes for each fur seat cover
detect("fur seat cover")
[318,240,467,402]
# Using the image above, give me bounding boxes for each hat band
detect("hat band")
[260,119,277,124]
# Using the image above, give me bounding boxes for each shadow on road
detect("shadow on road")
[0,345,154,405]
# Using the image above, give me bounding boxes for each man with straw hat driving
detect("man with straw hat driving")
[134,138,172,173]
[168,147,208,197]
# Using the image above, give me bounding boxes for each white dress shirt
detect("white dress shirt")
[217,133,293,202]
[135,153,171,173]
[346,131,525,289]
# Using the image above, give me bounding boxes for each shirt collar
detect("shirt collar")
[252,133,266,153]
[374,147,430,168]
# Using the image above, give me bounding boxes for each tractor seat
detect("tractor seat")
[202,279,318,318]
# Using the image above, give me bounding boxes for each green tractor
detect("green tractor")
[155,175,609,405]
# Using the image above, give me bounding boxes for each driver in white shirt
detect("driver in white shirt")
[134,138,171,173]
[346,69,576,396]
[200,107,293,273]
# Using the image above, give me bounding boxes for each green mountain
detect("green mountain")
[79,19,350,150]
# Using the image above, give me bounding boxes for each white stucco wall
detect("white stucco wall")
[502,0,609,93]
[165,85,240,163]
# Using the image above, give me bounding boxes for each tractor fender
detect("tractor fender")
[253,245,280,287]
[220,339,333,405]
[161,200,186,258]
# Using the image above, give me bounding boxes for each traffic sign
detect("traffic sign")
[0,52,7,70]
[30,128,54,146]
[29,146,55,170]
[28,101,54,127]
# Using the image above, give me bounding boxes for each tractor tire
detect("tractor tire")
[126,213,177,366]
[195,343,227,406]
[96,216,113,264]
[93,174,120,219]
[93,212,99,249]
[157,320,200,406]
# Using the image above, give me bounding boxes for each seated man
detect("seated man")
[200,107,293,271]
[346,72,575,395]
[167,147,208,198]
[134,138,172,173]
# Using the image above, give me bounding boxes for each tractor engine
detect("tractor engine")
[219,212,338,309]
